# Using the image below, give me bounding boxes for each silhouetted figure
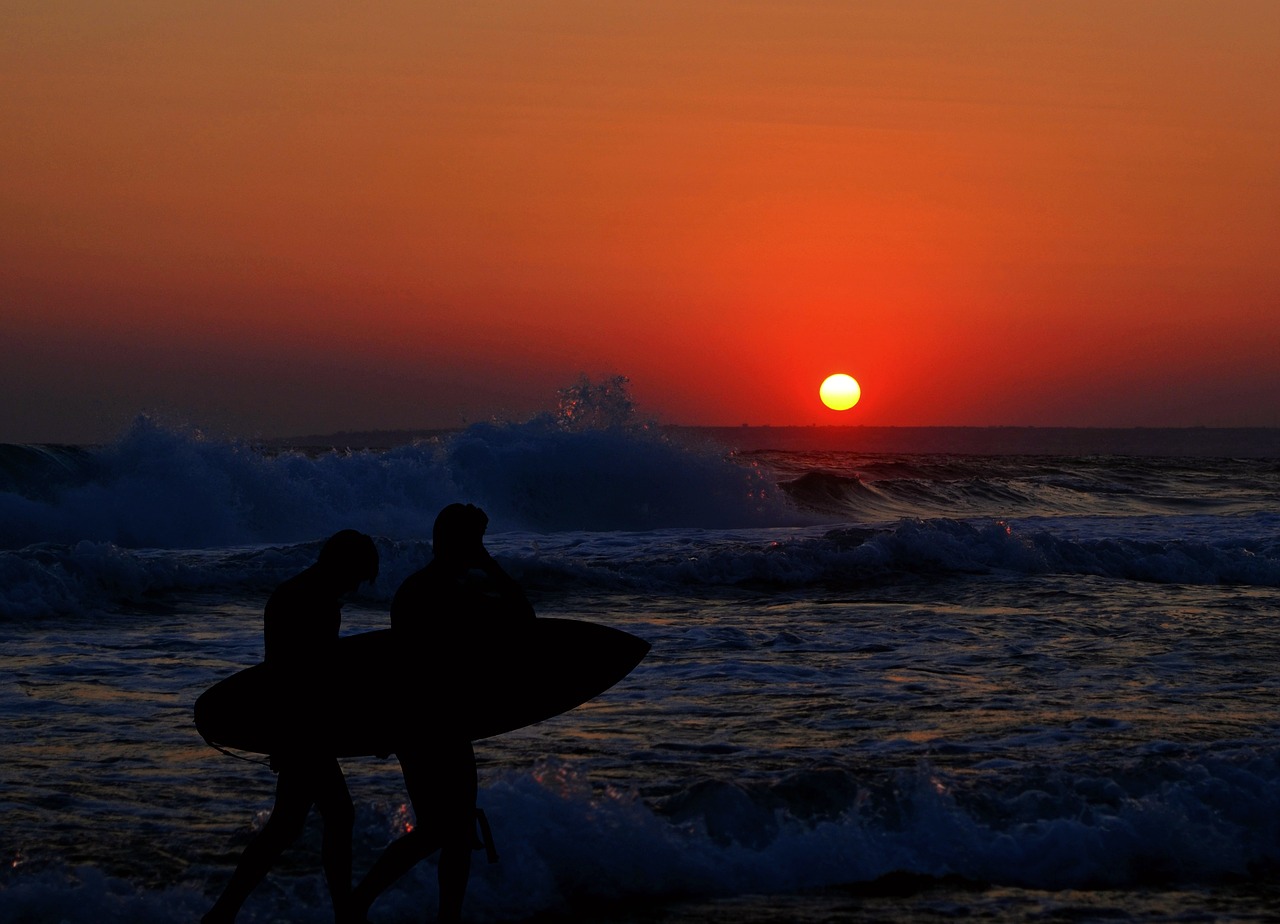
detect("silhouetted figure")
[203,530,379,924]
[351,504,534,923]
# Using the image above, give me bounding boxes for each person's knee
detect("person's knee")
[402,809,470,850]
[319,793,355,832]
[261,810,307,845]
[443,810,478,850]
[397,827,432,856]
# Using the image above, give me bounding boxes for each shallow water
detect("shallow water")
[5,571,1280,921]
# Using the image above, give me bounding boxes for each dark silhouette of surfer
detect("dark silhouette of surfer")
[203,529,379,924]
[349,503,534,924]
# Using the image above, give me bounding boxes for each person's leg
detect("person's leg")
[433,739,477,924]
[348,751,440,917]
[435,842,472,924]
[312,758,356,919]
[349,741,477,921]
[202,766,312,924]
[350,826,436,912]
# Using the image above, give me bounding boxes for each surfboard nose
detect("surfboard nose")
[619,632,651,672]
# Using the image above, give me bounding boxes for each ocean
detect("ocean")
[2,415,1279,923]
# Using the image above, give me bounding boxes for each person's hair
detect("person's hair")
[317,529,379,584]
[432,503,488,557]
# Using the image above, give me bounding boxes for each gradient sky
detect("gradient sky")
[3,1,1278,443]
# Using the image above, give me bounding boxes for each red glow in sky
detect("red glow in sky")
[3,2,1278,442]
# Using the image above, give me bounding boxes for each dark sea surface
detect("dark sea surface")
[2,419,1278,922]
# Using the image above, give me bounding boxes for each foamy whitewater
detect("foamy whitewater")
[2,413,1280,922]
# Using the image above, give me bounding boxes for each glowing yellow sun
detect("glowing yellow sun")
[820,373,861,411]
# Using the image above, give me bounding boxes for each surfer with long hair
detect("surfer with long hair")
[203,529,379,924]
[350,503,534,923]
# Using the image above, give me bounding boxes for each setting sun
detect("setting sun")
[820,374,861,411]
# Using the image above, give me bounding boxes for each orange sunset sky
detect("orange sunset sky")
[3,1,1278,443]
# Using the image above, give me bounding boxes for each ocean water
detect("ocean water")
[2,416,1280,923]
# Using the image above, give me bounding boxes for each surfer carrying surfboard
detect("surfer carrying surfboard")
[349,503,534,924]
[202,529,379,924]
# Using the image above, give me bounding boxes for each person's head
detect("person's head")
[432,503,489,563]
[316,529,379,593]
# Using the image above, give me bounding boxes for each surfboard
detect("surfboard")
[194,618,650,758]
